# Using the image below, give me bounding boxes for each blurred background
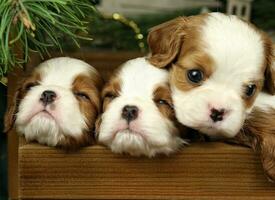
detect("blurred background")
[1,0,274,199]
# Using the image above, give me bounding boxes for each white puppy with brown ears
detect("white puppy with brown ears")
[96,57,187,157]
[147,12,274,139]
[5,57,103,149]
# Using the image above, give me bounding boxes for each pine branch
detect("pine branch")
[0,0,97,84]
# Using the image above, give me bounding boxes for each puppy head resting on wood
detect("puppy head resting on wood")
[4,57,103,149]
[147,12,274,139]
[96,57,187,157]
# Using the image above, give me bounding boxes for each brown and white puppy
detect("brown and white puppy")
[147,12,274,139]
[96,57,187,157]
[4,57,103,149]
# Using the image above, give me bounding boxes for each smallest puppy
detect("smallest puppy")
[5,57,103,149]
[96,57,187,157]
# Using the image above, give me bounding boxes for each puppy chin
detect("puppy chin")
[109,129,184,157]
[17,115,62,146]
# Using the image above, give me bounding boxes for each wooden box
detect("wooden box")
[7,51,275,199]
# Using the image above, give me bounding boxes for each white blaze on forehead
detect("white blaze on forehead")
[118,57,169,96]
[202,13,265,84]
[36,57,95,87]
[98,57,184,157]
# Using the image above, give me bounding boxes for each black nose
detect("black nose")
[40,90,56,105]
[121,105,139,122]
[210,108,225,122]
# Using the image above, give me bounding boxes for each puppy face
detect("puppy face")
[5,57,103,149]
[147,12,274,138]
[97,57,186,157]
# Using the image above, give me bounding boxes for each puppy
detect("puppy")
[4,57,103,149]
[147,12,274,138]
[96,57,187,157]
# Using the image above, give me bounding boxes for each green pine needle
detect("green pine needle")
[0,0,96,81]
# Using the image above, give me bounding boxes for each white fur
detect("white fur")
[98,57,185,157]
[172,13,266,138]
[16,57,96,146]
[253,92,275,111]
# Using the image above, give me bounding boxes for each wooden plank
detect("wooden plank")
[18,142,275,199]
[7,67,24,200]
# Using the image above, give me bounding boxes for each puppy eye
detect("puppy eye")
[156,99,172,108]
[105,92,117,100]
[245,84,256,97]
[75,92,90,100]
[187,69,204,84]
[25,82,38,91]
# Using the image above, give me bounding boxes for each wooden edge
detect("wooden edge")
[17,142,275,199]
[7,130,18,200]
[7,67,23,200]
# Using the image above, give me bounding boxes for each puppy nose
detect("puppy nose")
[40,90,56,105]
[121,105,139,122]
[210,108,225,122]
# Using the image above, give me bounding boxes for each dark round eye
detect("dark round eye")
[25,82,38,91]
[245,84,256,97]
[75,92,90,100]
[187,69,204,83]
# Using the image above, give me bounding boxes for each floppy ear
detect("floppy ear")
[4,89,21,133]
[231,108,275,182]
[263,43,275,94]
[232,133,275,182]
[259,133,275,182]
[147,17,188,68]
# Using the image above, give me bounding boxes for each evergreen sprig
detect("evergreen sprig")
[0,0,96,85]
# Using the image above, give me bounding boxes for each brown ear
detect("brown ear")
[234,132,275,182]
[259,133,275,182]
[263,42,275,94]
[147,17,188,68]
[4,89,21,133]
[232,108,275,182]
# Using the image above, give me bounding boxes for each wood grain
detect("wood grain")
[7,67,24,199]
[18,142,275,199]
[8,52,275,199]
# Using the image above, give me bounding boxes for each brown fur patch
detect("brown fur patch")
[233,108,275,182]
[170,51,215,91]
[101,78,121,112]
[262,39,275,94]
[147,14,206,68]
[57,130,95,151]
[71,73,103,148]
[4,72,41,133]
[153,85,175,120]
[241,80,263,109]
[244,21,275,94]
[152,84,189,139]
